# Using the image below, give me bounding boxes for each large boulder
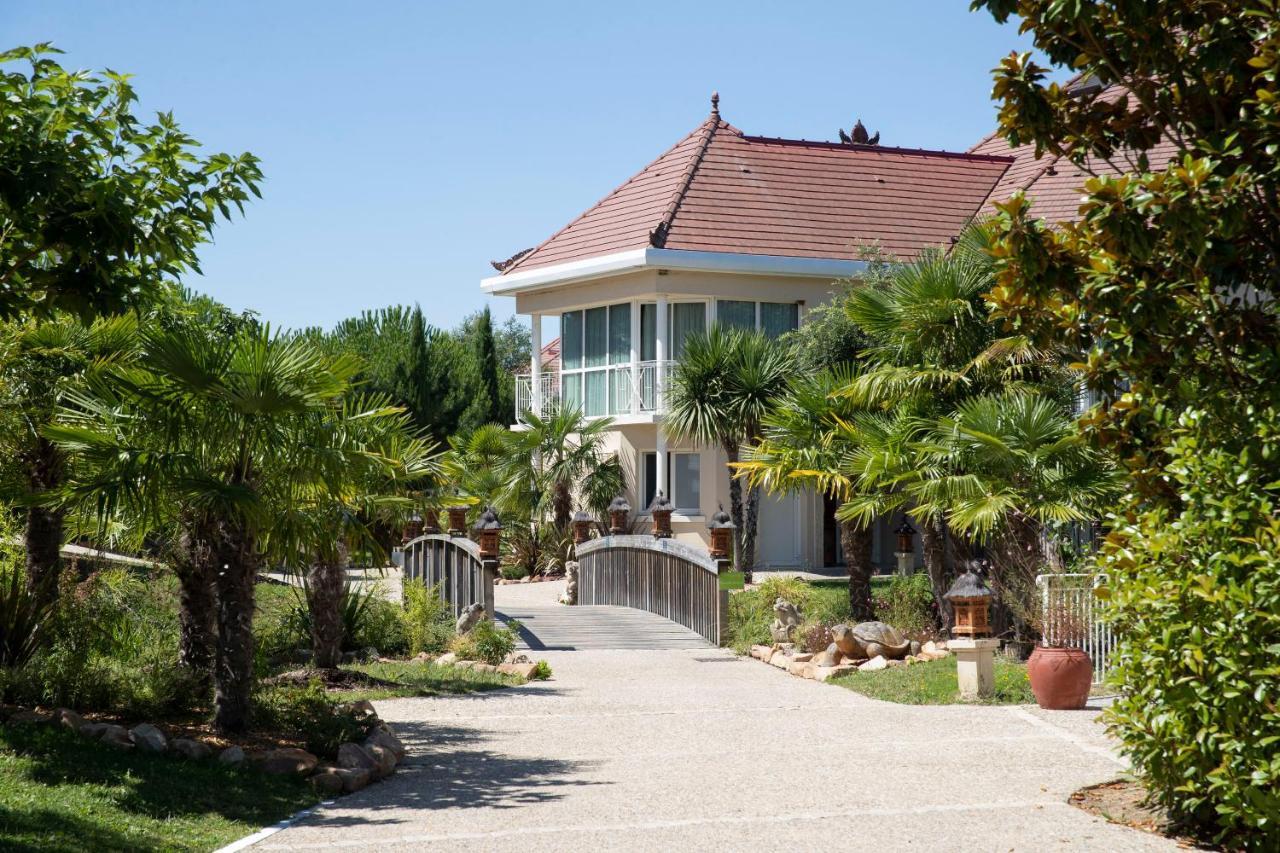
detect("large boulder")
[366,727,406,760]
[337,742,378,773]
[57,709,85,733]
[259,747,319,776]
[219,746,246,766]
[365,743,397,778]
[171,738,212,760]
[335,766,371,793]
[129,723,168,753]
[310,767,344,795]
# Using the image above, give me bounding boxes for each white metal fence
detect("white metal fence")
[1034,572,1116,686]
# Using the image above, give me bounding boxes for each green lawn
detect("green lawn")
[719,571,745,590]
[830,656,1034,705]
[0,723,317,853]
[337,660,523,702]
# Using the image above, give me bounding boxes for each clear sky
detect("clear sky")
[4,1,1044,334]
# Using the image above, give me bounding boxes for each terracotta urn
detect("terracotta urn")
[1026,646,1092,710]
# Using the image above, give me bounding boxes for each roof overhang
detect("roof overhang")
[481,248,865,296]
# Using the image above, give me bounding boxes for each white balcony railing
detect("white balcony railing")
[515,360,674,424]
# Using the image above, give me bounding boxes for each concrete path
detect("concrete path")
[258,580,1173,852]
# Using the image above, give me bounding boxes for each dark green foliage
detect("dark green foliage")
[0,723,316,852]
[253,679,373,758]
[286,582,407,656]
[0,569,53,668]
[401,579,456,656]
[450,618,518,666]
[871,573,938,636]
[0,45,261,321]
[457,307,504,435]
[531,660,552,680]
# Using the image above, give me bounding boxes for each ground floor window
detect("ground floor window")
[642,450,701,514]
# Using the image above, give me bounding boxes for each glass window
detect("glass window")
[584,307,608,368]
[672,452,700,513]
[643,452,657,510]
[608,303,630,365]
[640,303,656,361]
[670,302,706,360]
[718,300,756,331]
[561,373,582,414]
[761,302,799,338]
[561,311,583,370]
[584,370,607,417]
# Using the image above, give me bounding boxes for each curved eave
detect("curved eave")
[481,248,866,296]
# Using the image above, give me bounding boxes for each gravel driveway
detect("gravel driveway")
[254,580,1173,852]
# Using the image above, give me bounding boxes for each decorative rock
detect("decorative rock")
[219,746,246,765]
[412,651,435,663]
[505,653,532,665]
[789,652,814,663]
[786,659,811,677]
[497,662,538,679]
[129,723,168,753]
[470,662,498,673]
[811,644,842,667]
[749,644,773,661]
[366,727,406,760]
[348,699,378,718]
[859,655,888,672]
[815,663,859,681]
[455,603,485,634]
[768,650,792,669]
[435,652,457,666]
[365,743,397,778]
[337,742,378,773]
[57,709,85,732]
[454,660,478,670]
[78,722,108,738]
[335,766,372,792]
[922,640,938,655]
[99,725,134,749]
[886,658,906,668]
[910,640,922,656]
[310,768,344,795]
[171,738,212,760]
[259,747,319,776]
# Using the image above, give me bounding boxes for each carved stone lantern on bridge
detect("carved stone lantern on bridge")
[607,496,631,535]
[447,504,470,537]
[572,511,594,546]
[472,506,503,561]
[707,505,734,560]
[402,511,423,543]
[650,492,674,539]
[422,507,441,535]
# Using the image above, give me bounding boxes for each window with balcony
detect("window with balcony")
[560,304,631,417]
[716,300,799,338]
[643,451,701,514]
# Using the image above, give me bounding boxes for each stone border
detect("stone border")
[747,639,953,682]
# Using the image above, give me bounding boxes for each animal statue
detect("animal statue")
[560,560,579,605]
[831,621,911,660]
[455,603,486,634]
[770,597,803,643]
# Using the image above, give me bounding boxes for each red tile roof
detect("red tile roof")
[503,102,1013,274]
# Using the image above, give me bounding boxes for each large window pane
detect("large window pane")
[561,373,582,413]
[761,302,799,338]
[584,370,607,417]
[561,311,583,369]
[672,452,700,512]
[640,303,656,361]
[584,307,608,368]
[608,303,631,365]
[718,300,755,331]
[670,303,706,360]
[643,452,657,510]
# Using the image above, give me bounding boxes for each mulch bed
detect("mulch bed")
[1070,779,1214,850]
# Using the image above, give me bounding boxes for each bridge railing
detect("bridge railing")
[399,533,495,621]
[576,535,728,645]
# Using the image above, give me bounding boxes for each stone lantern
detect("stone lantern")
[893,520,916,576]
[447,504,469,537]
[649,491,674,539]
[607,496,631,535]
[472,506,503,560]
[422,507,441,535]
[571,511,594,545]
[945,561,999,699]
[707,504,734,560]
[403,511,423,543]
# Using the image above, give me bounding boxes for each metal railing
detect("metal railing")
[515,372,560,424]
[515,360,675,423]
[1035,572,1115,685]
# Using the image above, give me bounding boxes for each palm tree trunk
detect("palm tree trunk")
[553,480,572,535]
[840,519,875,621]
[172,519,217,678]
[212,515,259,734]
[24,436,64,603]
[919,515,952,631]
[307,543,348,670]
[724,441,745,573]
[741,483,760,584]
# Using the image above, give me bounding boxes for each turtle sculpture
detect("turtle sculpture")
[831,621,911,660]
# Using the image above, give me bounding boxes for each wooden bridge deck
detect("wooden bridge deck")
[495,579,711,651]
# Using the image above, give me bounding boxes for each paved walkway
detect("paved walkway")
[258,580,1174,852]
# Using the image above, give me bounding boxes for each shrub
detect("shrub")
[796,620,833,654]
[288,580,406,654]
[531,660,552,680]
[872,573,937,637]
[353,592,408,655]
[253,679,372,758]
[1103,436,1280,850]
[449,618,517,665]
[402,579,455,656]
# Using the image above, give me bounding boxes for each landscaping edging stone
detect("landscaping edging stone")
[748,638,952,682]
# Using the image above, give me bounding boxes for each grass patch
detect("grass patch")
[830,657,1034,705]
[718,571,745,591]
[335,661,522,702]
[0,723,317,853]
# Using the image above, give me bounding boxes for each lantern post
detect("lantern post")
[607,496,631,535]
[650,492,674,539]
[893,520,916,577]
[944,561,998,699]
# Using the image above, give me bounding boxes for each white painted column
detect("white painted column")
[655,295,669,502]
[629,299,640,415]
[530,313,542,417]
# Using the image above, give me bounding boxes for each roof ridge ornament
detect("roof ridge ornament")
[710,90,719,117]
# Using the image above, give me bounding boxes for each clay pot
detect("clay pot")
[1027,646,1093,710]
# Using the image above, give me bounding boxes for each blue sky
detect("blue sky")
[5,2,1044,334]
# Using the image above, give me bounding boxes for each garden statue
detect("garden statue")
[832,621,911,660]
[560,559,579,605]
[456,603,486,634]
[770,598,803,643]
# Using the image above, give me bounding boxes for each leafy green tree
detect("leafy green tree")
[664,327,793,581]
[972,2,1280,844]
[0,44,261,320]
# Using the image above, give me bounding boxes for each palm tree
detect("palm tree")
[737,365,877,619]
[506,405,617,534]
[664,326,793,581]
[51,323,357,732]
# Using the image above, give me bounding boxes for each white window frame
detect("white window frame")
[642,450,702,515]
[713,298,801,336]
